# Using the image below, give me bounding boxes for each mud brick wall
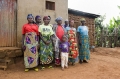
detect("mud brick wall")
[69,14,95,46]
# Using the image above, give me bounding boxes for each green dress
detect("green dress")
[38,24,54,64]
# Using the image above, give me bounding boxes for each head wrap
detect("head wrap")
[55,17,62,22]
[35,15,41,20]
[27,14,34,19]
[80,18,86,21]
[48,16,51,20]
[43,16,49,20]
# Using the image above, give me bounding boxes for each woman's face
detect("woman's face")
[69,21,74,26]
[81,21,85,25]
[62,36,67,42]
[36,17,41,23]
[44,18,49,24]
[57,20,62,25]
[48,18,51,23]
[27,17,33,23]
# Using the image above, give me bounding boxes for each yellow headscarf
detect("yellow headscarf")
[80,18,86,21]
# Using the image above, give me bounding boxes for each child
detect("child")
[59,35,70,70]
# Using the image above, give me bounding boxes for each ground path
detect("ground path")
[0,47,120,79]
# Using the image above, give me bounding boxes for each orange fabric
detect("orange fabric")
[56,25,64,41]
[68,30,78,58]
[22,23,39,35]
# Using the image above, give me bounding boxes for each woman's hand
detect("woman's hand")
[45,41,51,45]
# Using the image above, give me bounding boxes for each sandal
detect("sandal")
[48,66,54,69]
[41,67,45,70]
[34,67,39,72]
[25,68,29,72]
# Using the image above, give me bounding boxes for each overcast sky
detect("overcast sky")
[68,0,120,24]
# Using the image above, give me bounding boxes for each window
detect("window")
[46,1,55,10]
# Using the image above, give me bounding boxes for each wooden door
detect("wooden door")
[0,0,17,47]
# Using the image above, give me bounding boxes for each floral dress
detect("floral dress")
[66,27,79,64]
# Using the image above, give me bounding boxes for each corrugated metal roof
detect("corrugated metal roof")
[68,8,100,18]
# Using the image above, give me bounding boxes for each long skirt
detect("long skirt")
[52,35,61,65]
[39,35,53,64]
[67,30,79,64]
[79,35,90,60]
[24,32,39,68]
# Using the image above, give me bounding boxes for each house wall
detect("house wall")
[69,14,95,46]
[17,0,68,46]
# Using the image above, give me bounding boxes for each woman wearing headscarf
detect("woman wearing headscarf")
[77,18,90,64]
[35,15,41,26]
[22,14,39,72]
[66,20,79,65]
[48,16,53,27]
[39,16,54,70]
[52,17,66,66]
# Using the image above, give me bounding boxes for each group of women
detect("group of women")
[22,14,90,72]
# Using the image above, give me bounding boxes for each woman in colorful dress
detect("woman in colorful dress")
[66,20,79,65]
[39,16,54,70]
[77,18,90,64]
[52,17,66,65]
[22,14,39,72]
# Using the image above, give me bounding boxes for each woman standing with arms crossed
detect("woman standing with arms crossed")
[22,14,39,72]
[77,18,90,64]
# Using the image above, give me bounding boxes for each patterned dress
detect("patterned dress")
[24,32,39,68]
[77,26,90,60]
[66,27,79,64]
[39,24,54,64]
[22,23,39,68]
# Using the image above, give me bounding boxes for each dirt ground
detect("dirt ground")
[0,47,120,79]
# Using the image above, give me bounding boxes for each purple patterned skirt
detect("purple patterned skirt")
[24,32,38,68]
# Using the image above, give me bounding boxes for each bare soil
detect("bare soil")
[0,47,120,79]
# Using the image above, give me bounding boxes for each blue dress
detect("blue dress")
[77,26,90,60]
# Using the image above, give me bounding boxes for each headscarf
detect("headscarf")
[55,17,62,22]
[48,16,51,20]
[27,14,34,19]
[43,16,49,20]
[35,15,41,20]
[80,18,86,22]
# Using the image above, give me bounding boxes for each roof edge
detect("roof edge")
[68,8,100,18]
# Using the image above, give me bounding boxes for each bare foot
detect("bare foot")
[61,67,64,71]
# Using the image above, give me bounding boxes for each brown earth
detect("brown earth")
[0,47,120,79]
